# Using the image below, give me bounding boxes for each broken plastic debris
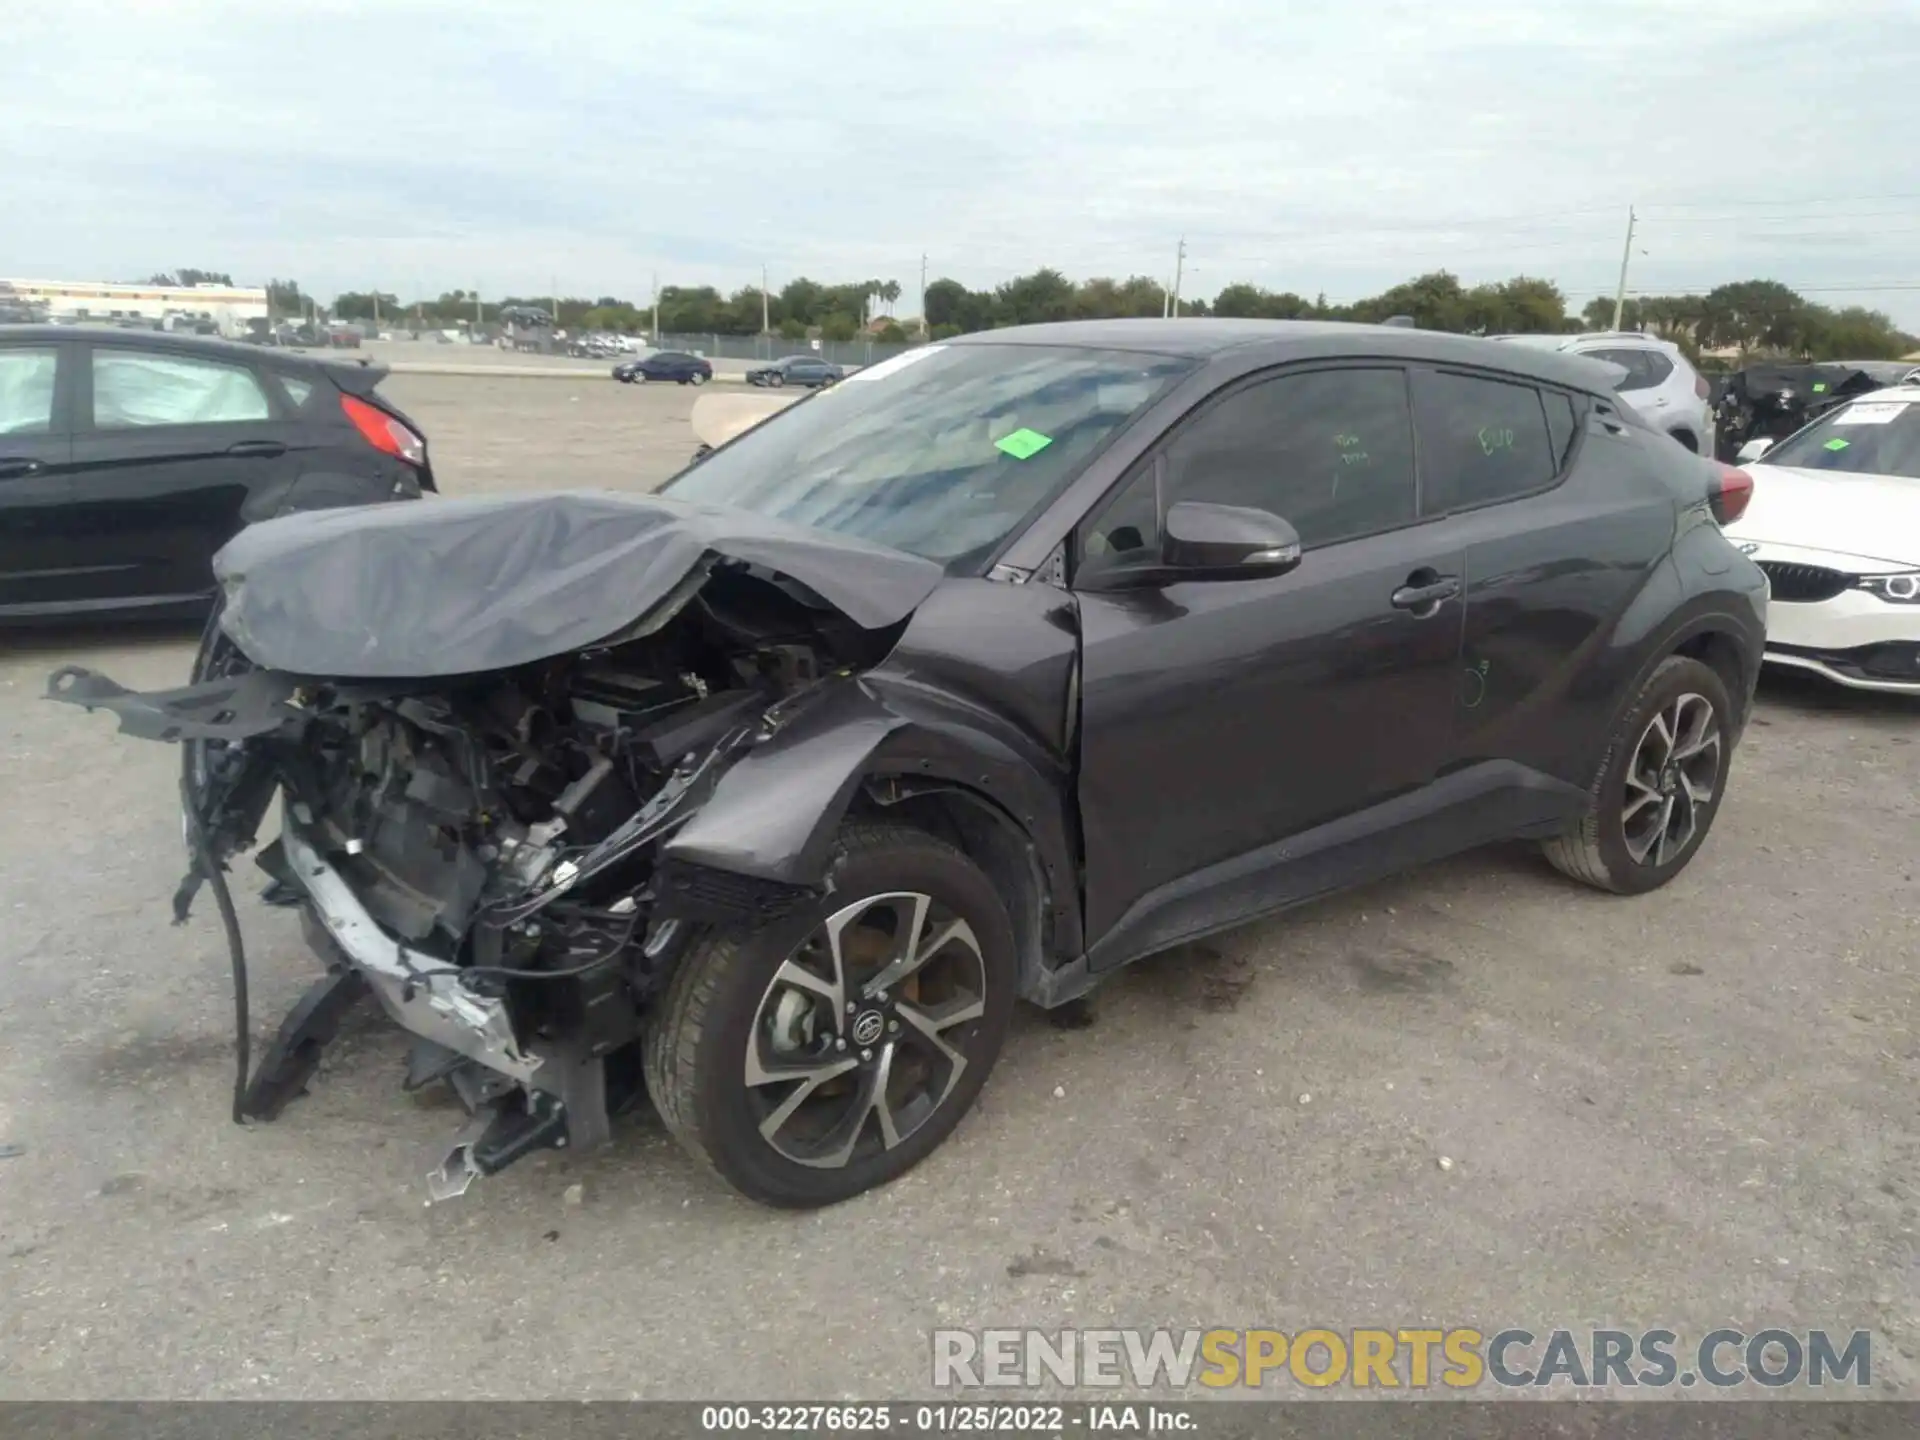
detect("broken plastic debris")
[995,428,1054,460]
[563,1183,584,1207]
[1298,1093,1312,1105]
[1052,1085,1066,1099]
[1438,1156,1455,1171]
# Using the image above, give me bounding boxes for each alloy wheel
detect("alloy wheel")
[1621,692,1721,867]
[744,891,988,1169]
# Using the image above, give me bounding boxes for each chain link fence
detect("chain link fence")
[647,332,921,368]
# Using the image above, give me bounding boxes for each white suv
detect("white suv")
[1496,332,1715,454]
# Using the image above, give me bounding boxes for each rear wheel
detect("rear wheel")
[644,823,1016,1207]
[1542,656,1733,894]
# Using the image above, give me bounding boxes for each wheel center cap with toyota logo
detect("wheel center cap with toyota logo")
[850,1010,886,1047]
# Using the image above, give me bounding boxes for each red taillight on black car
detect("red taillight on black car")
[341,393,426,467]
[1711,464,1753,525]
[1694,372,1711,400]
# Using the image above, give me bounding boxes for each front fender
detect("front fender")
[660,674,1083,959]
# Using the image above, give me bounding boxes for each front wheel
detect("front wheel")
[765,372,785,388]
[644,823,1016,1207]
[1542,655,1734,894]
[690,371,708,386]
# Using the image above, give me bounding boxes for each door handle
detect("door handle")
[226,439,287,457]
[1391,575,1461,611]
[0,457,44,479]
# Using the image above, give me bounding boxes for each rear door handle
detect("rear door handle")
[0,457,45,479]
[226,440,287,457]
[1391,576,1461,611]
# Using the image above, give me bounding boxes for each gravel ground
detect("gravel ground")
[0,376,1915,1400]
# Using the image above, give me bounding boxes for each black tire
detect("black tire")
[643,823,1016,1207]
[766,372,785,388]
[1542,655,1734,894]
[690,372,708,386]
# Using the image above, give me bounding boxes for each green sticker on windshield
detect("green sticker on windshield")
[996,427,1053,460]
[1824,437,1850,451]
[1812,382,1828,393]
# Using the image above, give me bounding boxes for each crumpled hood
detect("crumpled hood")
[214,490,946,678]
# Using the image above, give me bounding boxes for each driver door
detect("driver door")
[1071,365,1467,967]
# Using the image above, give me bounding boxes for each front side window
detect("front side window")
[1082,367,1417,570]
[92,350,272,428]
[1764,395,1920,479]
[0,348,58,436]
[664,343,1192,566]
[1413,370,1560,512]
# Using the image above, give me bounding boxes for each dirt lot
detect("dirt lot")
[0,375,1915,1400]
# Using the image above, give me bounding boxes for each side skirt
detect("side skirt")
[1036,760,1587,1002]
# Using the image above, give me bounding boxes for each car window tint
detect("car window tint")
[0,348,58,435]
[1543,390,1577,464]
[1640,351,1675,386]
[1088,368,1417,563]
[276,374,315,408]
[1414,370,1558,512]
[92,350,271,428]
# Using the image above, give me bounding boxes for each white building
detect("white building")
[0,277,270,337]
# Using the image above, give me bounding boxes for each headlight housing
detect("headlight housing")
[1858,571,1920,604]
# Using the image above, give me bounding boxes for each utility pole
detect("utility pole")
[1170,237,1187,318]
[1610,206,1637,331]
[474,289,482,329]
[761,264,770,336]
[372,291,380,328]
[551,275,560,332]
[650,273,659,343]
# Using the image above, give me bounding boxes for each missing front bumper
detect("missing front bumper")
[283,824,543,1086]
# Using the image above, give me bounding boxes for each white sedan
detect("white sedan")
[1725,385,1920,693]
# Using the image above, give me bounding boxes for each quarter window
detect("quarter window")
[1413,370,1559,513]
[91,350,272,428]
[0,348,58,436]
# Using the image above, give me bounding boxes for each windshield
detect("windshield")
[1764,394,1920,478]
[662,343,1194,566]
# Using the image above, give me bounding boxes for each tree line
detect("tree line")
[250,267,1913,362]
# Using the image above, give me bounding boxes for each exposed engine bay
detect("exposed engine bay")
[51,538,909,1198]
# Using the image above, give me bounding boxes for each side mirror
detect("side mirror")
[1161,501,1302,579]
[1736,437,1775,463]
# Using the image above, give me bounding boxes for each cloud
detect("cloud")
[2,0,1917,326]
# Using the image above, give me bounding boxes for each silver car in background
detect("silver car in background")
[1498,331,1715,455]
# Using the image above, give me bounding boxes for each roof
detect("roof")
[946,318,1620,393]
[0,323,385,377]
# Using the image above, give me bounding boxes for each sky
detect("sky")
[4,0,1920,328]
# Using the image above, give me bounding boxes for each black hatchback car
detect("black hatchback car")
[0,326,432,621]
[56,320,1765,1209]
[745,354,843,388]
[612,351,713,385]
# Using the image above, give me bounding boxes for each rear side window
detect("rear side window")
[92,350,272,428]
[0,348,58,435]
[276,374,315,408]
[1638,350,1675,387]
[1413,370,1559,513]
[1544,391,1578,464]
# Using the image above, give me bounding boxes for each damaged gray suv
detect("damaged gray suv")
[52,320,1767,1207]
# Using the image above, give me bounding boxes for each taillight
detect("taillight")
[1694,373,1711,400]
[1711,464,1753,525]
[340,393,426,467]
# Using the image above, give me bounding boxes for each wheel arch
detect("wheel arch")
[657,678,1084,990]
